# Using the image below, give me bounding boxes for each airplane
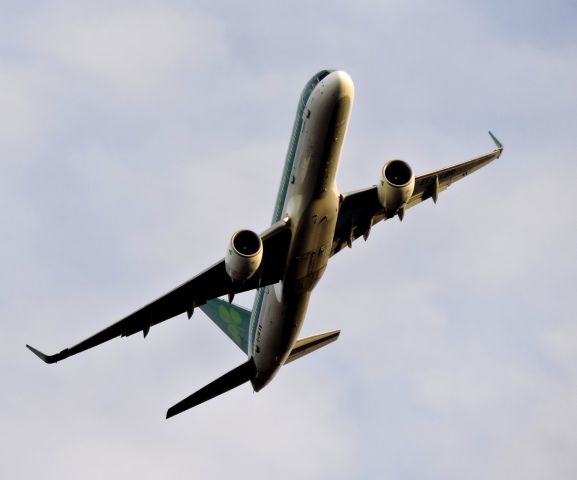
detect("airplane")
[27,70,504,418]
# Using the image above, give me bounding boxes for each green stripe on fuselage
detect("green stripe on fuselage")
[248,70,333,355]
[270,70,333,224]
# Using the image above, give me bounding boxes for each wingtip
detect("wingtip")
[166,401,191,419]
[488,130,504,152]
[26,344,51,363]
[166,407,177,419]
[26,344,64,364]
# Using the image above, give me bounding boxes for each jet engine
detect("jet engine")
[377,160,415,215]
[225,230,263,283]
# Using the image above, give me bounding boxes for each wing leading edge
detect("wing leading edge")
[26,218,292,364]
[331,132,503,255]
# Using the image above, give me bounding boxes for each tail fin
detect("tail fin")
[284,330,340,365]
[166,359,256,418]
[199,299,252,354]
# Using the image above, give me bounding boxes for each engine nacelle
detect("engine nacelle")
[377,159,415,214]
[225,229,263,283]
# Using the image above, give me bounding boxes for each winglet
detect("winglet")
[26,344,68,364]
[488,131,504,155]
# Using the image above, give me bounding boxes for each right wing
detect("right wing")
[331,132,503,256]
[26,219,291,364]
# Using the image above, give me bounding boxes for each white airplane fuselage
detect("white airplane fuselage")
[249,70,354,390]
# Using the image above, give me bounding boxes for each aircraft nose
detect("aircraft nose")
[325,70,355,100]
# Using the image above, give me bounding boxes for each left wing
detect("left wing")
[27,219,291,364]
[331,133,503,256]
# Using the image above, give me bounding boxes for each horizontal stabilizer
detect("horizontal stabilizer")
[284,330,340,365]
[166,359,256,418]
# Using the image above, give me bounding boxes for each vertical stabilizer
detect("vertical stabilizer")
[199,299,252,353]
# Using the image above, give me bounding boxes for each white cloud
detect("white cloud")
[22,3,227,104]
[3,1,577,479]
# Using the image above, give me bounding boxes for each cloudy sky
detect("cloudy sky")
[2,0,577,478]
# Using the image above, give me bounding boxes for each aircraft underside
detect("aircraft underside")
[26,69,503,418]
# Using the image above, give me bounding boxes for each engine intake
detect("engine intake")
[377,159,415,214]
[225,230,263,283]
